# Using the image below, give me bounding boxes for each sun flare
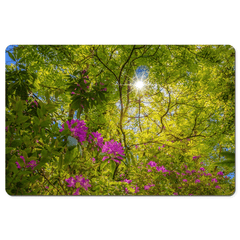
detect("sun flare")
[135,80,144,89]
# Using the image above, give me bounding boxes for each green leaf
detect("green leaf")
[33,116,40,125]
[67,136,78,151]
[8,51,15,61]
[58,155,63,171]
[129,151,136,166]
[11,139,22,147]
[110,160,116,178]
[17,48,23,59]
[82,141,88,148]
[64,150,74,165]
[37,108,43,118]
[220,151,235,161]
[40,119,51,128]
[214,160,235,168]
[23,135,31,146]
[79,144,83,157]
[6,147,14,154]
[100,161,108,170]
[17,115,29,124]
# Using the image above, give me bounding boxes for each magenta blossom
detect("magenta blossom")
[200,167,205,171]
[60,119,88,143]
[215,185,221,189]
[88,131,104,148]
[173,192,178,195]
[20,155,26,164]
[123,179,132,184]
[26,160,37,170]
[65,177,76,187]
[15,162,21,169]
[212,178,218,183]
[195,179,201,183]
[73,188,80,195]
[148,161,157,167]
[102,140,125,164]
[183,179,188,182]
[217,171,224,176]
[134,185,139,193]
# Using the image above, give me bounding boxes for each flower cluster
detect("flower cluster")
[15,156,37,170]
[65,175,91,195]
[192,155,201,160]
[102,140,125,164]
[59,119,88,143]
[88,131,104,148]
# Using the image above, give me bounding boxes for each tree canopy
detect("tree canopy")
[5,45,235,195]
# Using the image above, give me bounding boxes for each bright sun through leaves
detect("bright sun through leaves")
[135,80,144,89]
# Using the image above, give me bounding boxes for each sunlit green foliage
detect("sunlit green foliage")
[5,45,235,195]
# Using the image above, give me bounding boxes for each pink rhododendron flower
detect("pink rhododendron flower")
[215,185,221,189]
[102,140,125,164]
[65,177,76,187]
[20,156,26,164]
[173,192,178,195]
[217,171,224,176]
[148,161,157,167]
[183,179,188,182]
[200,167,205,171]
[15,162,21,169]
[156,166,168,172]
[71,92,75,94]
[73,188,80,195]
[144,186,150,190]
[102,156,109,161]
[195,179,201,183]
[212,178,218,183]
[147,169,152,172]
[124,179,132,184]
[60,119,88,143]
[134,186,139,193]
[26,160,37,170]
[88,131,104,148]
